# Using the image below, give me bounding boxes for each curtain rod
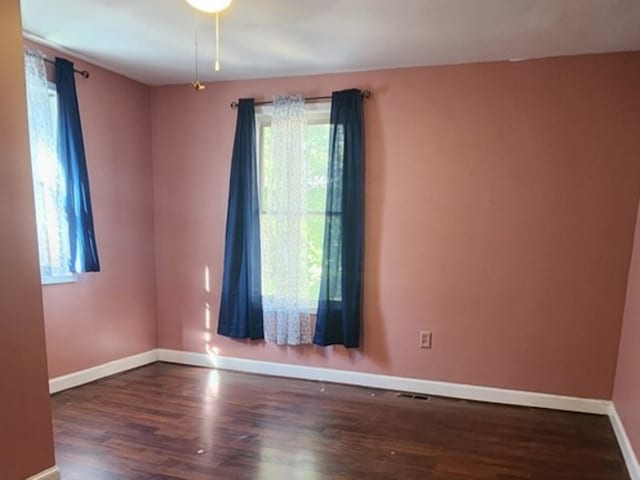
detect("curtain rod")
[230,90,372,109]
[43,57,90,79]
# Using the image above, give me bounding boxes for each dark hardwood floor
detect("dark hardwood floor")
[51,363,629,480]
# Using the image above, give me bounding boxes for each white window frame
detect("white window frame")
[42,273,78,285]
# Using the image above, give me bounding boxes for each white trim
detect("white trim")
[26,466,60,480]
[42,273,78,286]
[255,100,330,117]
[610,404,640,480]
[156,348,611,415]
[49,350,159,394]
[48,347,612,414]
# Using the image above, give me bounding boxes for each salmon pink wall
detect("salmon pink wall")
[152,53,640,400]
[0,2,56,478]
[24,40,158,378]
[614,199,640,459]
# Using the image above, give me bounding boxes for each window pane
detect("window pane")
[258,108,330,308]
[306,123,330,213]
[303,213,326,304]
[26,81,73,280]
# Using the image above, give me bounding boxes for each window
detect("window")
[25,51,100,280]
[26,81,76,285]
[218,91,364,346]
[257,104,330,310]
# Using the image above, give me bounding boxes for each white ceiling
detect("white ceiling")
[21,0,640,86]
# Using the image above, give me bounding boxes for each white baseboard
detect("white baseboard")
[48,347,612,414]
[610,404,640,480]
[26,466,60,480]
[49,350,159,394]
[156,348,611,415]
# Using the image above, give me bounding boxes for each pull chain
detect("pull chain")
[192,12,205,90]
[215,12,221,72]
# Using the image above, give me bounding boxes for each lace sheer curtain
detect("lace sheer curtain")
[262,95,314,345]
[24,50,71,278]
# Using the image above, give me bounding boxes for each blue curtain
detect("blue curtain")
[55,57,100,273]
[218,99,264,339]
[314,89,365,348]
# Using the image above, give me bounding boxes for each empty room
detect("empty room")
[2,0,640,479]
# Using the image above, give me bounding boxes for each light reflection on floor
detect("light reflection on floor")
[203,264,219,368]
[257,445,320,479]
[198,265,320,478]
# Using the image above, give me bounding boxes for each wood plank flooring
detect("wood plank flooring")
[51,363,629,480]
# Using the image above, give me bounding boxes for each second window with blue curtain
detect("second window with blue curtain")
[24,51,100,284]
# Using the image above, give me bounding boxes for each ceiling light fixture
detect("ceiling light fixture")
[185,0,232,14]
[185,0,232,90]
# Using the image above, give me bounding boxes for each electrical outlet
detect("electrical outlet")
[419,331,432,349]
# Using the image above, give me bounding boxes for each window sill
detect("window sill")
[42,274,78,286]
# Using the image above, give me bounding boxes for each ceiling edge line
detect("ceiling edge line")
[22,30,154,86]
